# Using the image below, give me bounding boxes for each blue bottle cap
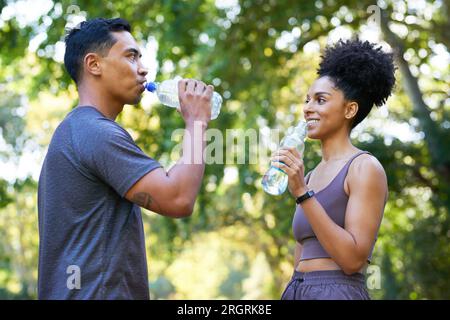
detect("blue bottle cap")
[146,82,157,92]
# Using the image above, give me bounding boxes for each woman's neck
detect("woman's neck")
[320,129,359,163]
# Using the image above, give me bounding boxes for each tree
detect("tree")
[0,0,448,299]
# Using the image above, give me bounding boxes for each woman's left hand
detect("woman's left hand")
[270,147,308,198]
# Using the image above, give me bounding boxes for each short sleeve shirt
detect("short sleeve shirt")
[38,106,161,299]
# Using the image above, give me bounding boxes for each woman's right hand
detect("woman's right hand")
[270,147,307,198]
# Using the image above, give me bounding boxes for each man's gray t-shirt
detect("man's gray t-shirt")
[38,106,161,299]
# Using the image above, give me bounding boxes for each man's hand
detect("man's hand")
[178,79,213,125]
[125,79,213,218]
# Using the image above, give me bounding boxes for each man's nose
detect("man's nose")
[138,65,148,77]
[137,59,148,76]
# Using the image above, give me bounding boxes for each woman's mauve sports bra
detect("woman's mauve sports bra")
[292,151,377,263]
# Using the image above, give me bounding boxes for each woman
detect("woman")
[273,38,396,300]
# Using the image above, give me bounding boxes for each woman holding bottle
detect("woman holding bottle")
[272,38,396,300]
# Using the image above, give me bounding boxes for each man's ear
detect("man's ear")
[345,101,358,120]
[83,53,102,77]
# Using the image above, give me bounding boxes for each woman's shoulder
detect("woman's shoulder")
[344,151,388,199]
[349,152,386,182]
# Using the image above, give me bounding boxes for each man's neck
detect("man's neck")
[77,82,123,120]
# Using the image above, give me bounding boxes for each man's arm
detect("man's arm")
[125,79,212,218]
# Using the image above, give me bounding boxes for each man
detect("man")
[38,18,213,299]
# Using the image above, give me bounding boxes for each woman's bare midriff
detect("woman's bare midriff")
[296,258,367,274]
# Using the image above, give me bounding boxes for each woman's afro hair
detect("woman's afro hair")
[317,38,396,128]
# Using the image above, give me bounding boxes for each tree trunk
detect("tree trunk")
[379,11,449,182]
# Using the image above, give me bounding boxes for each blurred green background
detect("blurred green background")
[0,0,449,299]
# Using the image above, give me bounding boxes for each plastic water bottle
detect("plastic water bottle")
[145,79,223,120]
[262,121,307,195]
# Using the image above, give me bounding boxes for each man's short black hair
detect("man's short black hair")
[64,18,131,84]
[317,38,396,128]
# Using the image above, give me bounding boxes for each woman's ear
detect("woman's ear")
[83,53,102,77]
[345,101,358,120]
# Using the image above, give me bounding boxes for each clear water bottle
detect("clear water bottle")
[262,121,307,195]
[145,79,223,120]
